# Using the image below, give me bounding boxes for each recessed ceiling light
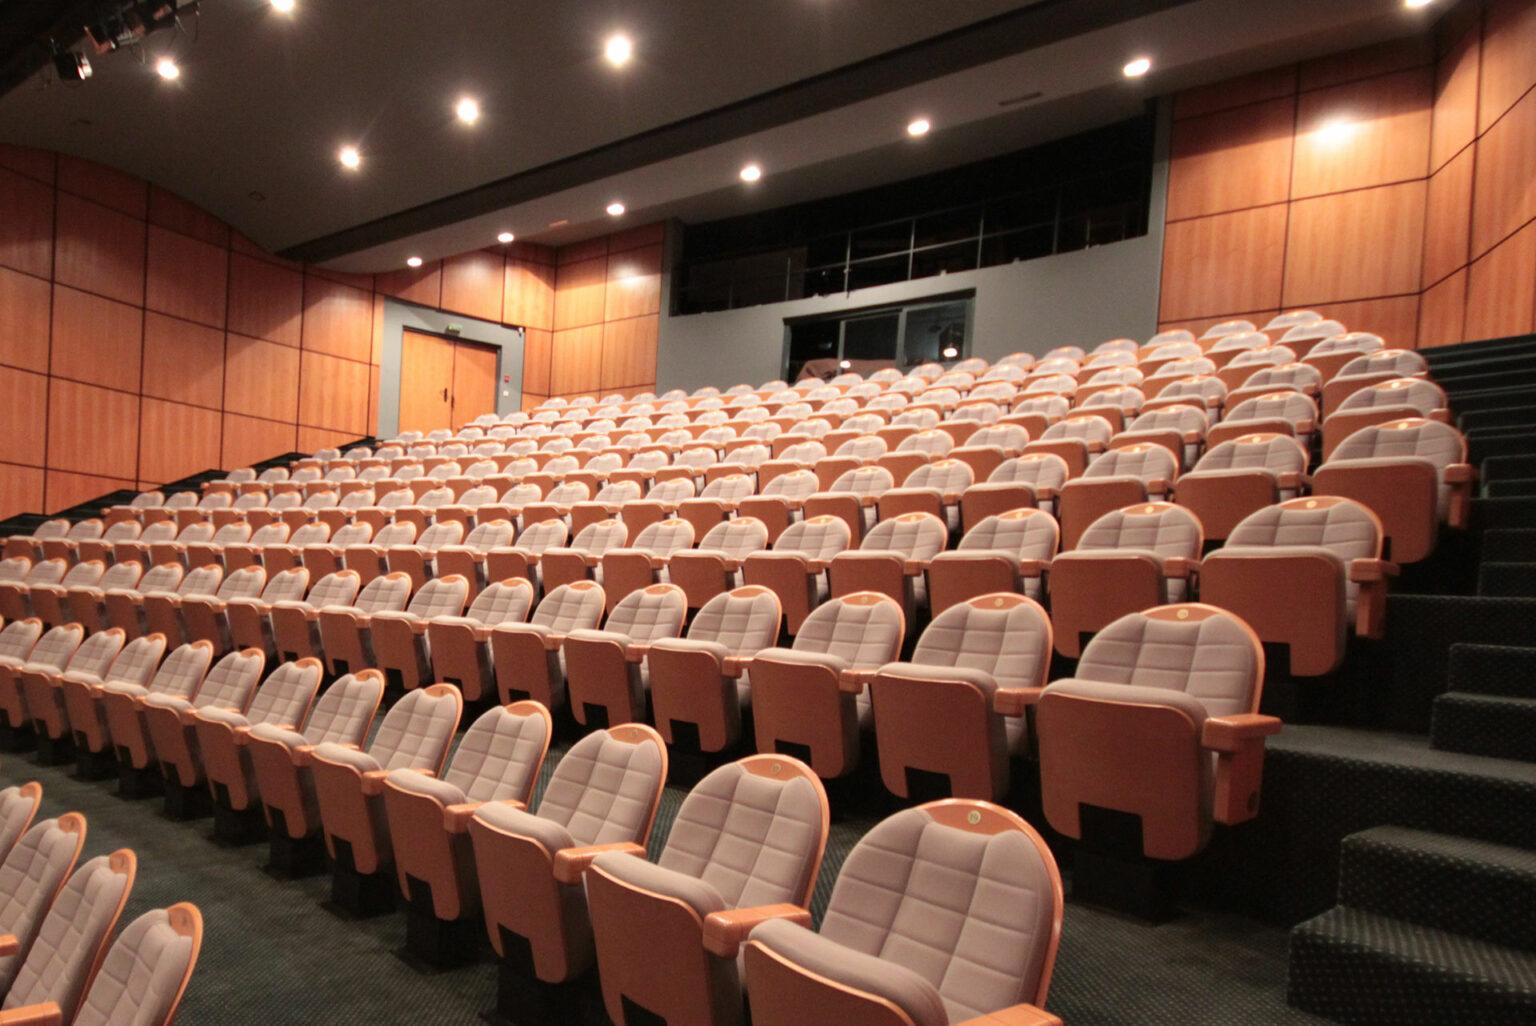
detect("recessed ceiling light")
[154,56,179,80]
[606,201,626,217]
[455,96,481,125]
[406,256,423,268]
[838,359,852,370]
[739,163,763,183]
[271,0,295,11]
[497,231,515,244]
[906,117,931,137]
[1404,0,1434,7]
[604,33,633,67]
[337,144,361,170]
[1122,56,1152,78]
[942,346,959,359]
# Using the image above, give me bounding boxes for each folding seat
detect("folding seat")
[341,521,417,585]
[431,483,498,530]
[101,562,185,639]
[1276,318,1346,360]
[1217,344,1295,392]
[1021,413,1113,478]
[256,521,330,577]
[18,628,124,762]
[177,564,267,651]
[216,521,286,572]
[430,519,516,601]
[742,515,852,637]
[0,781,42,866]
[1141,373,1227,418]
[1174,433,1309,541]
[1142,356,1218,400]
[1304,332,1387,385]
[141,647,265,811]
[140,564,224,645]
[818,435,888,483]
[562,583,687,729]
[491,580,608,708]
[484,518,569,590]
[951,422,1029,484]
[74,521,140,565]
[423,579,536,703]
[980,361,1029,383]
[581,754,828,1026]
[1113,403,1208,469]
[1201,318,1256,341]
[0,624,83,740]
[520,481,591,528]
[1056,443,1178,550]
[828,512,947,627]
[315,571,412,676]
[1031,358,1081,380]
[1081,348,1137,373]
[1037,603,1278,862]
[310,683,464,909]
[1136,340,1201,379]
[1263,310,1322,334]
[382,520,465,591]
[599,520,696,608]
[1206,390,1318,452]
[1074,385,1143,432]
[736,469,818,544]
[37,520,103,564]
[1322,377,1448,460]
[59,634,167,771]
[749,592,905,779]
[566,481,642,536]
[258,491,306,532]
[141,521,215,571]
[677,474,755,539]
[98,641,214,789]
[539,519,630,592]
[25,561,103,629]
[1320,348,1429,416]
[663,517,767,612]
[1203,331,1271,372]
[3,523,67,564]
[367,575,472,692]
[1048,501,1202,658]
[800,466,892,544]
[927,508,1059,613]
[0,560,65,622]
[0,815,88,993]
[1225,361,1323,409]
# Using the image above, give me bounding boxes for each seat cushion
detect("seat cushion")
[750,918,949,1026]
[591,850,728,917]
[386,768,467,807]
[313,742,382,773]
[472,802,576,855]
[195,706,251,729]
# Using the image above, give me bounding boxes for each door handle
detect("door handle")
[442,387,449,401]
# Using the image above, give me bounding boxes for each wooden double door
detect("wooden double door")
[398,330,500,434]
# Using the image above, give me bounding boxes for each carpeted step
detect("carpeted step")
[1432,692,1536,763]
[1338,827,1536,950]
[1447,643,1536,699]
[1288,906,1536,1025]
[1446,386,1536,416]
[1481,455,1536,481]
[1461,409,1536,434]
[1478,562,1536,596]
[1381,595,1536,731]
[1486,478,1536,497]
[1469,432,1536,464]
[1482,530,1536,563]
[1474,497,1536,533]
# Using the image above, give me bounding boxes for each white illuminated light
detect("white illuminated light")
[838,359,852,370]
[942,346,959,359]
[155,57,180,80]
[1404,0,1434,8]
[1122,56,1152,78]
[906,117,931,137]
[606,201,626,217]
[1317,117,1357,147]
[455,96,481,125]
[604,33,633,67]
[739,163,762,183]
[338,145,361,170]
[406,256,423,268]
[497,231,515,244]
[271,0,296,12]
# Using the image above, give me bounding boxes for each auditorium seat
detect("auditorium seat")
[55,903,203,1026]
[59,634,166,766]
[383,520,466,591]
[669,517,770,610]
[1056,443,1178,550]
[179,564,268,651]
[1023,414,1113,477]
[828,512,947,625]
[1206,390,1317,450]
[1263,309,1322,334]
[433,520,517,600]
[260,521,331,577]
[1047,503,1202,657]
[1141,373,1226,418]
[564,584,688,729]
[620,477,698,538]
[0,625,84,740]
[195,659,325,821]
[584,754,829,1026]
[1304,332,1384,382]
[316,571,413,676]
[742,515,852,636]
[427,579,536,703]
[750,592,905,779]
[140,564,224,644]
[600,520,695,608]
[878,460,973,530]
[36,520,103,565]
[269,570,362,664]
[141,648,265,800]
[483,518,568,591]
[99,642,214,781]
[677,473,755,539]
[1321,378,1449,459]
[0,814,87,993]
[1112,403,1208,468]
[341,521,419,585]
[959,452,1068,531]
[1205,330,1271,370]
[18,628,124,758]
[804,466,894,543]
[223,567,311,658]
[1174,433,1309,542]
[1223,361,1323,410]
[0,782,42,865]
[3,521,68,563]
[220,522,289,572]
[1319,348,1428,416]
[568,481,643,535]
[1275,319,1345,359]
[370,576,472,692]
[0,560,65,623]
[490,580,607,708]
[1037,604,1279,861]
[25,561,103,629]
[927,508,1058,612]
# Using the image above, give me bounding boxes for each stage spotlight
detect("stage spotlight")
[53,47,92,81]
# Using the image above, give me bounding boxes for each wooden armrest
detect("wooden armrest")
[624,642,651,662]
[702,904,811,958]
[360,769,391,795]
[541,632,565,650]
[954,1003,1062,1026]
[721,655,751,679]
[1444,462,1476,484]
[1016,559,1049,578]
[409,619,430,635]
[445,800,511,833]
[552,841,647,885]
[1162,556,1196,579]
[0,934,17,957]
[903,559,928,575]
[1201,713,1282,753]
[993,687,1044,716]
[0,1001,64,1026]
[838,667,876,694]
[1348,558,1399,582]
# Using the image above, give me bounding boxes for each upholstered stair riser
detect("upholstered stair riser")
[1445,643,1536,699]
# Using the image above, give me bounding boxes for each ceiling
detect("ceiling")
[0,0,1437,271]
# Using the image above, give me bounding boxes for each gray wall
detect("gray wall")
[377,300,525,438]
[655,104,1171,392]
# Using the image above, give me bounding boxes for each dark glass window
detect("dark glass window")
[784,295,973,381]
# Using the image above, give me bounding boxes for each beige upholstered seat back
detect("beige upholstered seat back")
[60,562,105,589]
[70,907,199,1026]
[1012,395,1069,418]
[96,563,143,591]
[1239,363,1322,394]
[0,620,42,662]
[1330,418,1464,472]
[1082,444,1177,484]
[191,650,264,710]
[1076,607,1262,718]
[897,430,953,457]
[967,424,1029,451]
[605,585,688,642]
[1224,391,1316,427]
[176,565,223,599]
[417,522,466,551]
[464,521,515,550]
[147,644,214,700]
[241,660,322,728]
[1077,504,1202,559]
[138,564,185,595]
[368,686,462,771]
[405,577,469,619]
[572,519,629,555]
[700,518,770,558]
[292,522,336,546]
[688,587,781,653]
[3,853,131,1018]
[467,580,535,625]
[596,481,643,504]
[775,516,851,561]
[210,523,252,546]
[648,477,697,503]
[1155,375,1227,406]
[958,511,1059,561]
[828,466,894,497]
[64,631,123,680]
[861,513,947,561]
[373,523,418,548]
[1080,386,1144,414]
[531,582,607,632]
[1309,332,1383,358]
[249,524,290,546]
[1128,404,1207,435]
[835,435,888,461]
[24,626,84,672]
[902,460,973,493]
[1337,348,1426,378]
[302,673,385,745]
[701,474,754,503]
[1041,416,1112,445]
[1209,331,1270,354]
[534,727,667,845]
[355,573,411,614]
[764,470,818,501]
[26,560,67,588]
[258,569,309,604]
[793,593,905,666]
[437,704,551,802]
[988,453,1069,490]
[306,572,361,609]
[1193,434,1307,476]
[216,566,266,601]
[632,519,695,556]
[911,595,1051,691]
[517,519,569,553]
[0,818,84,992]
[104,636,165,687]
[1337,378,1445,415]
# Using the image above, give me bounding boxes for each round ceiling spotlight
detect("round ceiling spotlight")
[906,117,931,137]
[155,57,180,80]
[337,144,361,170]
[406,256,423,268]
[604,33,633,67]
[838,359,852,370]
[1122,56,1152,78]
[606,201,626,217]
[455,96,481,125]
[739,163,763,183]
[271,0,295,12]
[497,231,515,244]
[942,346,959,359]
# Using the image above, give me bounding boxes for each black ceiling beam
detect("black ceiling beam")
[281,0,1192,264]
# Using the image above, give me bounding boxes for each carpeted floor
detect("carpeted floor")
[0,749,1328,1026]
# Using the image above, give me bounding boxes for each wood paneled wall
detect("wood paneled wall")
[1159,0,1536,349]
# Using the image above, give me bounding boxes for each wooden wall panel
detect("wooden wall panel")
[604,245,663,321]
[1464,219,1536,341]
[1419,269,1467,347]
[376,261,443,308]
[522,328,552,395]
[1159,205,1287,320]
[0,266,51,372]
[56,156,146,218]
[1166,98,1295,222]
[1291,69,1433,199]
[224,334,300,422]
[298,349,370,434]
[548,325,604,395]
[601,316,659,390]
[1298,36,1432,92]
[227,254,303,346]
[46,378,139,478]
[301,276,372,361]
[53,193,145,306]
[441,250,505,323]
[297,427,357,455]
[0,145,55,184]
[558,237,609,265]
[1478,0,1536,131]
[147,186,230,248]
[553,257,607,330]
[0,463,44,521]
[49,285,142,391]
[1308,296,1422,349]
[504,258,555,330]
[45,471,135,512]
[221,413,296,470]
[141,312,225,408]
[1173,67,1297,121]
[138,398,222,483]
[0,169,54,280]
[1423,146,1475,286]
[1470,85,1536,258]
[1431,23,1481,171]
[0,366,47,466]
[145,225,227,328]
[607,223,667,253]
[1156,309,1280,337]
[1283,181,1427,305]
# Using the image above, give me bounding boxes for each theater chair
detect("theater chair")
[668,518,769,611]
[583,754,830,1026]
[382,521,465,591]
[261,522,333,576]
[182,523,253,571]
[1141,373,1227,418]
[649,586,782,756]
[736,469,818,543]
[140,564,224,644]
[0,782,43,864]
[1321,378,1449,460]
[958,453,1068,533]
[107,521,175,567]
[750,592,905,780]
[803,467,894,544]
[564,584,688,730]
[1036,605,1279,903]
[1206,390,1317,450]
[0,557,30,588]
[433,520,517,601]
[1217,345,1294,392]
[1206,330,1271,370]
[341,521,418,585]
[426,579,536,703]
[144,521,215,571]
[1312,419,1475,564]
[1320,348,1428,416]
[316,571,413,676]
[382,701,553,965]
[1056,442,1178,551]
[141,648,265,818]
[828,512,948,627]
[743,515,852,636]
[2,521,67,563]
[1023,414,1113,478]
[490,580,607,709]
[1305,332,1384,382]
[18,629,124,764]
[745,800,1064,1026]
[178,564,267,651]
[927,509,1058,614]
[467,725,667,1021]
[246,670,385,875]
[540,519,630,593]
[483,518,568,592]
[1200,497,1395,676]
[194,658,325,842]
[0,625,84,746]
[1114,403,1209,469]
[23,562,100,630]
[599,520,696,610]
[0,815,87,994]
[677,474,756,539]
[34,520,103,565]
[1048,503,1203,658]
[311,683,464,915]
[268,570,361,664]
[223,567,311,659]
[216,522,288,573]
[367,576,471,692]
[69,521,137,566]
[0,560,65,623]
[877,460,973,533]
[1174,433,1308,542]
[59,635,166,777]
[99,642,214,795]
